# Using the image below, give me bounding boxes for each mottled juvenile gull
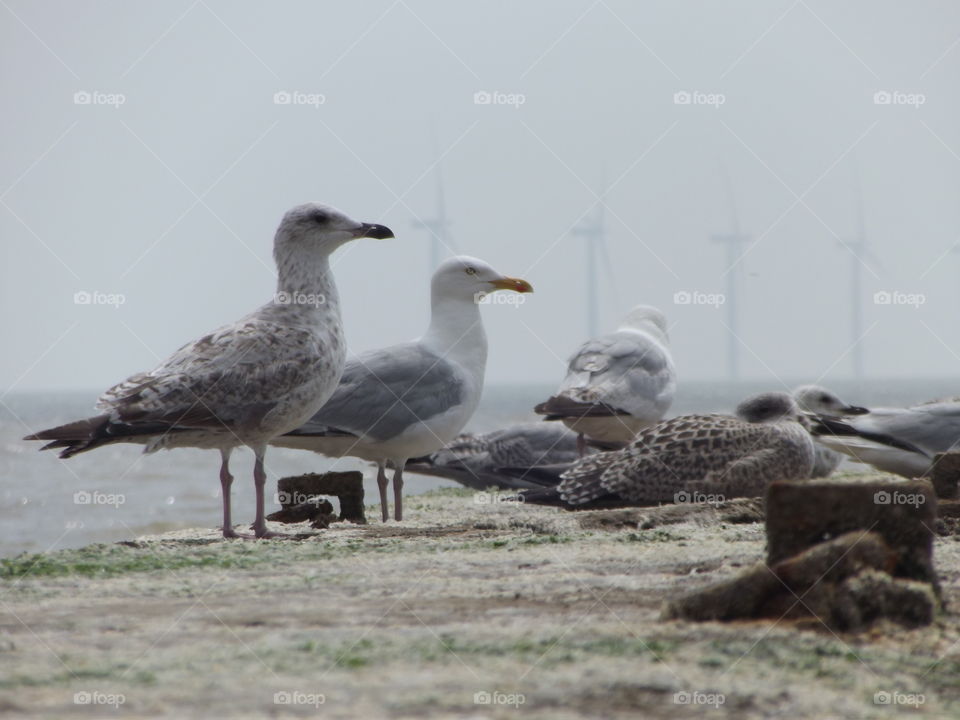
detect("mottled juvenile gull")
[535,305,675,450]
[809,396,960,478]
[25,203,394,538]
[792,384,868,477]
[405,422,587,491]
[272,256,533,521]
[519,392,814,508]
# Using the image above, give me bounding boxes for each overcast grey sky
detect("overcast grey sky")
[2,0,959,393]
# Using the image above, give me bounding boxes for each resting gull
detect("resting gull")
[519,392,814,508]
[792,384,868,477]
[404,422,588,490]
[809,396,960,478]
[535,305,675,449]
[272,256,533,521]
[25,202,394,538]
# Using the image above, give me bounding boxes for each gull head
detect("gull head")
[430,255,533,304]
[736,392,800,424]
[274,202,394,258]
[792,385,869,416]
[619,305,669,343]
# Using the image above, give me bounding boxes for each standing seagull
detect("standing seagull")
[25,203,393,539]
[272,256,533,521]
[808,396,960,478]
[535,305,675,450]
[520,392,814,508]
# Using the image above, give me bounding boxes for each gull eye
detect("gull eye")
[820,394,830,403]
[465,267,477,276]
[311,210,330,225]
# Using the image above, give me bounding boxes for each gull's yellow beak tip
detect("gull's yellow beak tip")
[492,276,534,293]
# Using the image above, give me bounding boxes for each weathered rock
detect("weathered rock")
[266,497,334,524]
[765,478,937,590]
[931,452,960,499]
[274,471,366,524]
[576,497,764,531]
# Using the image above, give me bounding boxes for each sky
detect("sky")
[2,0,959,394]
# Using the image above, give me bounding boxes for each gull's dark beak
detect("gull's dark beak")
[843,405,870,415]
[356,223,394,240]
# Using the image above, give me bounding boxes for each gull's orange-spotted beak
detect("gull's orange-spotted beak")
[489,276,533,293]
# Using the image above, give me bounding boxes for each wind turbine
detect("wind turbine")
[712,166,750,382]
[572,174,619,338]
[411,136,454,270]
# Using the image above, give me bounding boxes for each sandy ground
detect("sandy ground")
[1,486,960,719]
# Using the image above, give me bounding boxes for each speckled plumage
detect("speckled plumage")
[557,396,815,506]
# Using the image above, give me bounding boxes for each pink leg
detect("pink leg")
[377,463,390,522]
[251,446,287,539]
[393,463,404,522]
[220,448,253,539]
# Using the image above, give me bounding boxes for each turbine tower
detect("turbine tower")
[841,160,875,388]
[412,136,453,270]
[572,202,606,338]
[712,166,749,382]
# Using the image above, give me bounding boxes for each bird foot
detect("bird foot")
[222,527,256,540]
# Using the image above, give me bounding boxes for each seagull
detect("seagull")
[808,396,960,478]
[534,305,675,451]
[518,392,814,508]
[791,384,869,477]
[271,256,533,521]
[24,203,394,539]
[404,422,588,490]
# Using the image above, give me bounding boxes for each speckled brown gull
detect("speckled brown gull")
[25,202,394,539]
[272,256,533,522]
[520,392,815,508]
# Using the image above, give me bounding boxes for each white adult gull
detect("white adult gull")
[25,202,394,539]
[272,256,533,521]
[791,384,869,477]
[535,305,676,450]
[809,396,960,478]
